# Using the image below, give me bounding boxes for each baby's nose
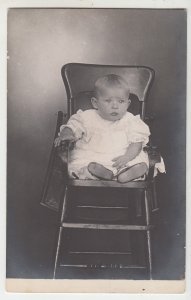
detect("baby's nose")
[112,100,119,109]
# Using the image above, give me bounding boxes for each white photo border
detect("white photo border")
[0,0,190,299]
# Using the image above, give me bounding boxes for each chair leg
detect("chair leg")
[152,180,159,212]
[144,190,152,279]
[135,190,143,217]
[53,226,63,279]
[53,186,68,279]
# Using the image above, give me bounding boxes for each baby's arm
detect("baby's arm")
[112,142,142,170]
[112,114,150,170]
[54,127,75,147]
[54,110,85,147]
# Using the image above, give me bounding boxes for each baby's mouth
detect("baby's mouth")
[111,112,118,116]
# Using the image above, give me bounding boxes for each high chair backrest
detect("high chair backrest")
[61,63,154,120]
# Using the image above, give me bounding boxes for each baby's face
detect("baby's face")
[91,86,130,121]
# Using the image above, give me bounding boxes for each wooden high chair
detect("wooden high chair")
[41,63,161,279]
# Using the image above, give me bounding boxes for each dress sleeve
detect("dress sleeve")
[128,114,151,146]
[59,109,86,140]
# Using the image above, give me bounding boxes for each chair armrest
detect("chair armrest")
[144,114,156,127]
[144,145,161,166]
[144,145,161,180]
[40,111,67,211]
[57,140,75,165]
[55,110,73,164]
[54,111,65,138]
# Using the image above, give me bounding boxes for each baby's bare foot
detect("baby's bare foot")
[88,162,113,180]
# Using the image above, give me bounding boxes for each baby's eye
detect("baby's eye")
[119,99,125,103]
[105,99,111,103]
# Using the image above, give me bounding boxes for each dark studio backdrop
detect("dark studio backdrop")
[7,8,186,279]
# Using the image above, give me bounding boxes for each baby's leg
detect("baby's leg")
[88,162,113,180]
[117,163,148,183]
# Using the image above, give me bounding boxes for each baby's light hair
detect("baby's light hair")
[93,74,130,98]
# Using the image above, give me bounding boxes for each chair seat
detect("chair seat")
[68,178,150,188]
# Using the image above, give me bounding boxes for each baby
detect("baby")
[55,74,164,182]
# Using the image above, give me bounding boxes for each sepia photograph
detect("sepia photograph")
[4,2,188,295]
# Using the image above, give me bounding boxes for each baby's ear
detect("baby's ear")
[91,97,98,109]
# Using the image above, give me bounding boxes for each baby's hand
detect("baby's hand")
[112,154,130,170]
[54,137,62,147]
[54,127,75,147]
[54,137,75,149]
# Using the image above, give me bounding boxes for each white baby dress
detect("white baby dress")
[59,109,165,179]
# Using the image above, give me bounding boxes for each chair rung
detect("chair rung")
[59,263,146,269]
[69,251,132,255]
[62,222,153,230]
[76,205,128,209]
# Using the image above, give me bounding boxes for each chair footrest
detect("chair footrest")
[60,264,146,269]
[59,263,146,269]
[62,222,153,230]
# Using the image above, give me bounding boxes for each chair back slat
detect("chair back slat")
[61,63,154,119]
